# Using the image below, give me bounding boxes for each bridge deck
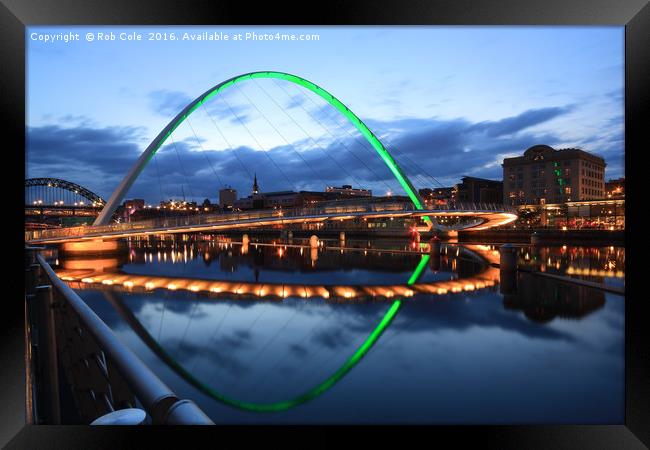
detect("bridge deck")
[26,204,517,244]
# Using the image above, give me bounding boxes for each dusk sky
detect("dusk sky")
[26,26,624,203]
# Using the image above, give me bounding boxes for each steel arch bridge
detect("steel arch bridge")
[94,71,431,226]
[25,178,106,206]
[24,72,517,244]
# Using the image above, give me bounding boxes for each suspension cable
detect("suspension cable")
[185,115,225,188]
[201,103,254,182]
[289,82,439,191]
[272,79,399,195]
[378,131,446,188]
[221,95,297,191]
[256,78,389,192]
[169,133,195,202]
[152,151,168,217]
[234,83,329,190]
[303,91,444,190]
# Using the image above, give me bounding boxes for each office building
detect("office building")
[502,144,606,206]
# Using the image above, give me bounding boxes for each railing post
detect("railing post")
[26,263,42,296]
[34,285,61,424]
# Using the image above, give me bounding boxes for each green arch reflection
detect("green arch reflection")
[111,254,430,412]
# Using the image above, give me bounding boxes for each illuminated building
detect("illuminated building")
[325,185,372,197]
[456,176,503,204]
[219,187,237,208]
[503,145,606,206]
[605,177,625,198]
[419,187,455,206]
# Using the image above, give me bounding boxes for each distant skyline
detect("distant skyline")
[26,26,624,203]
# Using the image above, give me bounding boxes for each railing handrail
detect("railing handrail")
[33,252,214,424]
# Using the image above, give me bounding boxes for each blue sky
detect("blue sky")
[26,26,624,203]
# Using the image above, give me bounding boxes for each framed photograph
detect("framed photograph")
[3,0,648,448]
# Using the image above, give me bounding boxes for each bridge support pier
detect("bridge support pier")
[499,244,518,295]
[429,236,441,255]
[61,239,122,255]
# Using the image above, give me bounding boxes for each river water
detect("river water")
[54,237,625,424]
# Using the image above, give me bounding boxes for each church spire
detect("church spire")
[252,173,259,195]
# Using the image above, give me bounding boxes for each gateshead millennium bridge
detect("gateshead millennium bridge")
[24,72,521,425]
[25,72,516,245]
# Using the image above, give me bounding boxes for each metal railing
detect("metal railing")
[25,248,214,424]
[25,202,517,241]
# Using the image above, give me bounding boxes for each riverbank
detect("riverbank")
[459,228,624,245]
[214,227,624,245]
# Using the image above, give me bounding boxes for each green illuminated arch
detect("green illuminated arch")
[110,255,430,412]
[94,71,430,226]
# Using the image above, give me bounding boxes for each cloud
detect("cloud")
[148,90,193,116]
[26,123,147,198]
[284,95,306,109]
[26,103,623,202]
[472,106,574,137]
[203,99,253,126]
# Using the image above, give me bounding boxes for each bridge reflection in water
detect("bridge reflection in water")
[48,240,618,420]
[57,243,499,300]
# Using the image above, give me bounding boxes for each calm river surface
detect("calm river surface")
[54,237,625,424]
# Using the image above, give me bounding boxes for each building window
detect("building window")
[565,187,571,194]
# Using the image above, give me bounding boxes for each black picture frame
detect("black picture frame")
[3,0,648,448]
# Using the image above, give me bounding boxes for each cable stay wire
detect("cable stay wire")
[185,115,225,189]
[220,302,272,393]
[168,132,196,202]
[189,302,234,374]
[256,78,387,193]
[272,79,399,195]
[221,94,297,192]
[284,315,375,396]
[246,300,340,398]
[244,300,304,372]
[301,91,445,190]
[152,151,168,217]
[175,297,201,355]
[201,102,254,183]
[234,82,329,191]
[288,82,440,192]
[280,81,409,194]
[377,132,447,188]
[297,86,435,192]
[242,301,305,400]
[157,293,168,342]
